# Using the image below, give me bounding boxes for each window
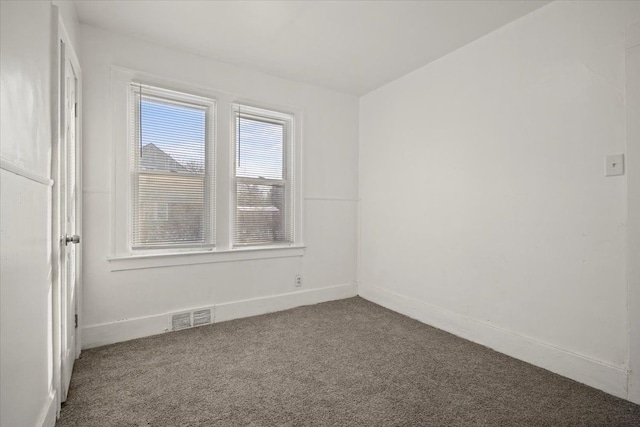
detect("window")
[130,84,215,249]
[233,105,294,246]
[112,69,302,265]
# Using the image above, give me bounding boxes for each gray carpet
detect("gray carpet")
[58,297,640,426]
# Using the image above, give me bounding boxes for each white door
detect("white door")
[59,39,81,402]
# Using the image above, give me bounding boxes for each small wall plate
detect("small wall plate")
[605,154,624,177]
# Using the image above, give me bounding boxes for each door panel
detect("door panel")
[60,47,79,401]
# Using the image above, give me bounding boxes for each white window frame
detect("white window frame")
[232,104,295,248]
[109,67,304,270]
[129,83,216,251]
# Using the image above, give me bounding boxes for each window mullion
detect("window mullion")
[215,96,233,251]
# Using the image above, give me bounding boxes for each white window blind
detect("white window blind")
[233,104,294,247]
[130,84,215,249]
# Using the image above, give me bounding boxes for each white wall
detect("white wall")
[0,1,53,175]
[0,171,52,427]
[53,1,79,50]
[0,3,54,426]
[0,1,77,426]
[359,0,640,402]
[79,24,359,348]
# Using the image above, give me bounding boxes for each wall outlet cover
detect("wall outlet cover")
[605,154,625,176]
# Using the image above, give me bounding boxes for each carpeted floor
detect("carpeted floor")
[58,297,640,426]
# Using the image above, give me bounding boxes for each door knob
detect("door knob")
[65,234,80,245]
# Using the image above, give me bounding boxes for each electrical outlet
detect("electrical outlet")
[295,275,302,287]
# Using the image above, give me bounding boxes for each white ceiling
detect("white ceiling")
[74,0,549,95]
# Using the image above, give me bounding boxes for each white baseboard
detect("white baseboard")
[214,283,357,322]
[358,283,630,401]
[36,391,56,427]
[83,283,357,349]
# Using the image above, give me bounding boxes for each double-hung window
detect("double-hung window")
[130,84,215,250]
[115,74,300,263]
[233,104,294,247]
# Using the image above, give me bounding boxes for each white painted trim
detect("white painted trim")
[50,8,63,416]
[0,158,54,187]
[82,283,357,349]
[73,31,84,362]
[214,283,357,322]
[107,245,305,271]
[304,196,359,202]
[626,23,640,405]
[36,391,56,427]
[358,284,629,400]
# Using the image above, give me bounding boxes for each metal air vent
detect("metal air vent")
[193,309,212,327]
[171,312,192,331]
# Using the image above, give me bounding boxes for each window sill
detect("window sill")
[107,245,305,272]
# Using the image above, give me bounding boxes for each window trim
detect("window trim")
[107,245,306,272]
[232,104,295,248]
[110,67,304,266]
[129,83,216,251]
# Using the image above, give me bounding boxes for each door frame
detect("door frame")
[51,13,82,416]
[626,21,640,405]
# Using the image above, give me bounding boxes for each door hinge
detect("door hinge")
[74,102,78,118]
[74,314,78,329]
